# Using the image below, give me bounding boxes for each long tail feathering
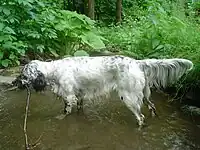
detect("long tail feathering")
[136,58,193,89]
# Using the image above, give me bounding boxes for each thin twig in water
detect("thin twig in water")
[24,85,30,150]
[24,86,43,150]
[2,86,18,92]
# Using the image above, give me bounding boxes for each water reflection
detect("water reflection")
[0,90,199,150]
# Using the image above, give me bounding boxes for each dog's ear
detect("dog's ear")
[32,72,47,92]
[12,75,26,89]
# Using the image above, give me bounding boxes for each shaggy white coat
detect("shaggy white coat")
[19,55,193,126]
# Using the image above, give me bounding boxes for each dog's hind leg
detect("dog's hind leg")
[119,91,145,128]
[55,95,76,120]
[76,97,83,113]
[143,85,157,117]
[63,95,77,115]
[77,99,83,113]
[76,90,84,113]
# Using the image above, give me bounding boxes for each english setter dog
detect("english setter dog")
[13,55,193,128]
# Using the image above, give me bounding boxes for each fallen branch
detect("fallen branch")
[24,86,43,150]
[24,85,30,149]
[2,86,18,92]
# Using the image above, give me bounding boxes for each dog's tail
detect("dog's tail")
[136,58,193,89]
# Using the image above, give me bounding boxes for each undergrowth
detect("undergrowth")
[1,0,200,100]
[98,0,200,99]
[0,0,106,68]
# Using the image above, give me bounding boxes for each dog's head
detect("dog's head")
[12,61,47,92]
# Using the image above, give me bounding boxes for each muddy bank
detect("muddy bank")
[0,76,16,85]
[0,66,20,89]
[164,85,200,116]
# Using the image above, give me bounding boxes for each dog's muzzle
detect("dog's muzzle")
[12,73,47,92]
[12,75,27,90]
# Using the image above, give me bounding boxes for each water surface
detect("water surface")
[0,89,199,150]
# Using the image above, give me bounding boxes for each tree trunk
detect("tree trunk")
[67,0,71,10]
[63,0,67,10]
[116,0,122,23]
[88,0,95,20]
[72,0,76,11]
[84,0,88,15]
[79,0,85,14]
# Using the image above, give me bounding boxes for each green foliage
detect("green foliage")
[1,0,200,98]
[0,0,105,68]
[74,50,89,57]
[25,8,105,56]
[95,0,140,23]
[100,0,200,90]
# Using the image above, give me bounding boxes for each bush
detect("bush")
[99,0,200,92]
[0,0,105,68]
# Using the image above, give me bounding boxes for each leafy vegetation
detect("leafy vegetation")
[98,0,200,100]
[0,0,105,68]
[1,0,200,99]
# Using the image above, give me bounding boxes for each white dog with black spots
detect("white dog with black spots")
[13,55,193,128]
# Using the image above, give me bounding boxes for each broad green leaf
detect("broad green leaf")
[13,41,27,48]
[0,51,4,60]
[0,36,5,42]
[0,23,5,31]
[47,31,57,39]
[9,18,15,23]
[16,48,26,55]
[4,26,16,34]
[17,0,23,4]
[74,50,89,57]
[152,39,160,49]
[9,53,16,60]
[22,1,32,7]
[41,28,46,32]
[55,21,71,31]
[3,8,10,16]
[0,35,15,42]
[149,15,158,25]
[28,32,40,39]
[14,18,20,24]
[67,18,84,29]
[49,49,59,57]
[80,32,105,49]
[37,45,45,53]
[171,16,186,28]
[155,45,164,50]
[0,6,3,12]
[15,60,20,65]
[48,14,55,21]
[61,10,94,26]
[37,1,45,7]
[2,41,15,49]
[1,59,10,67]
[9,35,17,41]
[62,55,71,58]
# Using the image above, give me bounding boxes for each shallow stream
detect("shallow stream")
[0,89,199,150]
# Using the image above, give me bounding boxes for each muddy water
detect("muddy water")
[0,89,200,150]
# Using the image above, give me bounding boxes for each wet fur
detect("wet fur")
[137,58,193,116]
[13,55,193,127]
[137,58,193,89]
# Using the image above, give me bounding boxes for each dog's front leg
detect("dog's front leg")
[63,95,76,115]
[76,90,84,113]
[56,95,76,120]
